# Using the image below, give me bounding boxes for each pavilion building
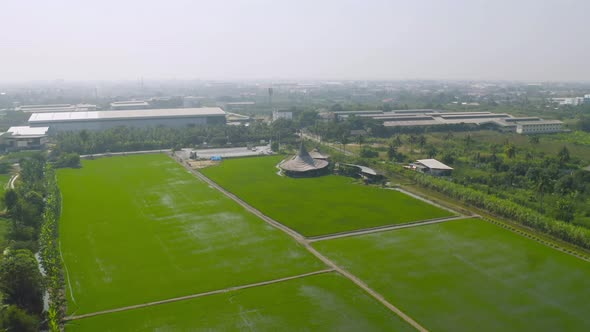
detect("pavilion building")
[279,142,329,177]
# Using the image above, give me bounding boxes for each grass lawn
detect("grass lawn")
[58,154,324,315]
[201,156,453,236]
[65,273,414,332]
[314,218,590,332]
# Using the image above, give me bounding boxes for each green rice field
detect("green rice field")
[201,156,453,236]
[314,218,590,332]
[66,273,414,332]
[58,154,325,315]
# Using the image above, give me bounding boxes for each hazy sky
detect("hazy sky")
[1,0,589,81]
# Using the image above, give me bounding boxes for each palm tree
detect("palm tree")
[536,175,550,212]
[504,143,516,159]
[408,134,418,152]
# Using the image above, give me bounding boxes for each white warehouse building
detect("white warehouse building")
[28,107,226,132]
[515,120,563,134]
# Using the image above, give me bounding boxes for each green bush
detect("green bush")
[0,305,39,332]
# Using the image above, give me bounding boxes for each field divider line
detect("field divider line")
[187,161,429,332]
[59,241,77,307]
[186,164,305,241]
[65,268,334,321]
[308,215,474,243]
[388,187,466,216]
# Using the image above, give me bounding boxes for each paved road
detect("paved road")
[300,132,355,156]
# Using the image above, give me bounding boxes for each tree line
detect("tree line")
[1,153,64,331]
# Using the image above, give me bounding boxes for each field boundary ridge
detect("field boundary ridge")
[65,268,334,321]
[308,215,473,242]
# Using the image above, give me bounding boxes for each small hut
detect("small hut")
[279,142,329,177]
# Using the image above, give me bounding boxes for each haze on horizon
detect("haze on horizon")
[1,0,589,82]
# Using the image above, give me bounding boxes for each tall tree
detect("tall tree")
[558,146,570,164]
[504,143,516,159]
[0,249,44,314]
[387,144,396,161]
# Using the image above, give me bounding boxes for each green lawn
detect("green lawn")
[65,273,414,332]
[58,154,324,315]
[314,218,590,332]
[201,156,453,236]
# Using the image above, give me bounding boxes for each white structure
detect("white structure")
[272,110,293,122]
[28,107,226,132]
[515,120,563,134]
[551,97,584,106]
[413,159,453,176]
[110,100,150,110]
[17,104,97,113]
[1,126,49,150]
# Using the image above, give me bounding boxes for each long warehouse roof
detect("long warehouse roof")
[29,107,226,123]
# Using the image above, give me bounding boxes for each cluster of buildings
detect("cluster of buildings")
[550,95,590,106]
[323,109,565,134]
[0,106,228,151]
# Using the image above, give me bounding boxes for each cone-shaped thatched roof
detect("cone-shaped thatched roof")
[280,142,329,173]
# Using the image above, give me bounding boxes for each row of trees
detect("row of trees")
[1,154,48,331]
[406,169,590,249]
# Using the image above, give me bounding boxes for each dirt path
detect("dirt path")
[65,268,334,321]
[8,173,18,189]
[186,162,428,332]
[390,187,470,216]
[308,215,473,243]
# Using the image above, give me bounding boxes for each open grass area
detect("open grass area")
[201,156,453,236]
[58,154,324,315]
[314,218,590,332]
[65,273,414,332]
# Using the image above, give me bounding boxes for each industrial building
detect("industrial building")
[17,104,98,113]
[1,126,49,151]
[110,100,150,110]
[28,107,226,132]
[272,110,293,122]
[515,120,564,134]
[323,109,564,134]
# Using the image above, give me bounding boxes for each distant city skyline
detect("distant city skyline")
[1,0,589,82]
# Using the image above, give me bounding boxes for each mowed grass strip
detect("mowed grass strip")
[65,272,415,332]
[201,156,452,236]
[314,218,590,332]
[59,154,324,315]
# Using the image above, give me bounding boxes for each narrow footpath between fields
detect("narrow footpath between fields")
[65,268,334,321]
[308,215,473,243]
[185,161,430,332]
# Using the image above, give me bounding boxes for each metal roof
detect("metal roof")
[28,107,226,123]
[6,126,49,136]
[342,163,378,176]
[416,159,453,170]
[516,120,563,126]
